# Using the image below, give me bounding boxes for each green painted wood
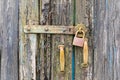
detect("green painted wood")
[19,0,38,80]
[94,0,120,80]
[0,0,19,80]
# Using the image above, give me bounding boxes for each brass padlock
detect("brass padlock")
[73,30,85,47]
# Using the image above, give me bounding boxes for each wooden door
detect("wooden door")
[19,0,93,80]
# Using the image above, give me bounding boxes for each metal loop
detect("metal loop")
[75,30,85,38]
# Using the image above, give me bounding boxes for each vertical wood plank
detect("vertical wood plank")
[75,0,93,80]
[19,1,27,79]
[0,6,1,79]
[38,0,52,80]
[51,0,73,80]
[94,0,120,80]
[0,0,19,80]
[39,34,45,80]
[29,35,37,80]
[19,0,38,80]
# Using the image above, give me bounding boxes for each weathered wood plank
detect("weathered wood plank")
[75,0,93,80]
[0,11,1,79]
[39,35,45,80]
[19,0,38,80]
[28,34,37,80]
[0,0,19,80]
[51,0,73,80]
[38,0,52,80]
[94,0,120,80]
[19,1,27,79]
[26,1,39,78]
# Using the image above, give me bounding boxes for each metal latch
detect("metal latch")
[24,25,75,34]
[24,24,87,35]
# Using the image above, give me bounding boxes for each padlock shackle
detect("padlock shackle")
[75,30,85,38]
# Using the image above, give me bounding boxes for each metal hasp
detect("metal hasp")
[24,25,75,34]
[24,24,88,69]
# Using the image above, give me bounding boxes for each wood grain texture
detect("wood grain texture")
[38,0,52,80]
[75,0,93,80]
[19,0,38,80]
[0,0,19,80]
[0,8,1,79]
[94,0,120,80]
[51,0,73,80]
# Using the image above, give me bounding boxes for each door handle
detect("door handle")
[81,38,88,68]
[58,45,65,72]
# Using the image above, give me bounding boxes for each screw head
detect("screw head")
[27,26,31,31]
[44,27,49,31]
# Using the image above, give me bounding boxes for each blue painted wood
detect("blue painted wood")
[0,0,19,80]
[94,0,120,80]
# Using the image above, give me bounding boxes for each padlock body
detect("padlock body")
[73,36,84,47]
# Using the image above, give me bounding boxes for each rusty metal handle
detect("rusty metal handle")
[58,45,65,72]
